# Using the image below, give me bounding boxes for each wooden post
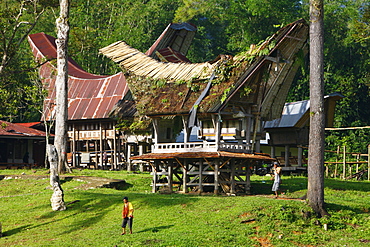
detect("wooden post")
[182,160,188,193]
[182,116,189,143]
[230,159,236,194]
[298,146,303,167]
[368,144,370,181]
[152,118,159,144]
[343,146,346,179]
[246,163,251,194]
[271,145,276,158]
[356,154,359,173]
[168,162,173,193]
[285,145,290,166]
[113,126,117,170]
[139,145,144,172]
[199,160,203,194]
[99,123,103,169]
[334,146,339,178]
[127,145,132,171]
[213,115,222,149]
[72,124,76,167]
[152,161,158,193]
[214,160,219,194]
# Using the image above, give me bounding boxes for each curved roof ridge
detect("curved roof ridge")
[28,32,108,79]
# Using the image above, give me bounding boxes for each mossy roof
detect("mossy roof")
[100,19,308,117]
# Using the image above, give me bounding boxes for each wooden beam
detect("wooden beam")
[325,126,370,131]
[175,157,188,172]
[220,158,231,169]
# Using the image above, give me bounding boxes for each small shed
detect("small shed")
[0,120,49,168]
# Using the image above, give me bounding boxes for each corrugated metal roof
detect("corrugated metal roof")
[264,93,344,129]
[264,100,310,128]
[28,33,130,121]
[0,120,48,138]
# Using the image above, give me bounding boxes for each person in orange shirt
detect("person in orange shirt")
[121,197,134,235]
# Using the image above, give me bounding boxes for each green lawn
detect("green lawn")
[0,169,369,246]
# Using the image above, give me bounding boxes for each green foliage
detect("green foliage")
[116,117,152,134]
[0,0,369,160]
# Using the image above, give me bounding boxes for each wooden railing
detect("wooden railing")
[67,129,115,140]
[153,142,251,153]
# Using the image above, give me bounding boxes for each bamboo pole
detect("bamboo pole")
[343,146,346,179]
[368,144,370,181]
[334,146,339,178]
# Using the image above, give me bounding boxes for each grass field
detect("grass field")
[0,169,369,247]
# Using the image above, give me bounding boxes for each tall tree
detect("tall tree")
[55,0,70,174]
[307,0,329,217]
[49,0,70,211]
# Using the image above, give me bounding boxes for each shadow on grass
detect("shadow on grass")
[60,176,73,184]
[251,176,370,196]
[325,202,367,215]
[2,224,32,237]
[29,191,199,236]
[251,176,308,195]
[136,224,174,233]
[324,179,370,192]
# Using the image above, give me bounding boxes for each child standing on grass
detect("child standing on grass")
[272,162,282,198]
[121,197,134,235]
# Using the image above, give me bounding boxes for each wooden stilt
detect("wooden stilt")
[334,146,339,178]
[152,161,158,193]
[246,163,251,194]
[214,160,219,194]
[199,160,203,193]
[343,146,346,179]
[182,159,188,193]
[368,144,370,181]
[230,159,236,194]
[168,162,173,193]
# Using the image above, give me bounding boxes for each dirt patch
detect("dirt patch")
[0,174,126,190]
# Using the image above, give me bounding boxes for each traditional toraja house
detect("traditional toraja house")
[28,32,131,170]
[27,23,199,170]
[262,93,344,173]
[100,19,309,194]
[0,120,49,169]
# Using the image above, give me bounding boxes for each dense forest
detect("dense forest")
[0,0,369,156]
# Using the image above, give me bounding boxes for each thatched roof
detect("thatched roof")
[100,19,308,119]
[100,41,214,81]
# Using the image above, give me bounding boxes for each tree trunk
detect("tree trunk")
[55,0,71,174]
[307,0,329,217]
[47,144,66,211]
